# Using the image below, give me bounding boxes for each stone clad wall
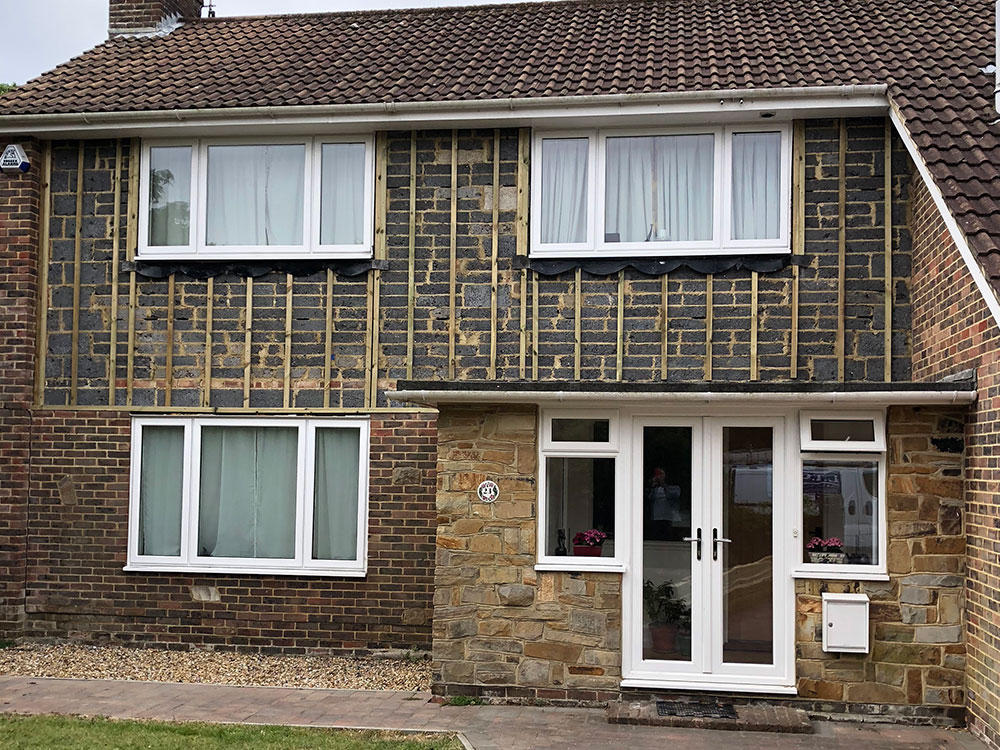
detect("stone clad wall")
[433,404,622,701]
[795,406,965,724]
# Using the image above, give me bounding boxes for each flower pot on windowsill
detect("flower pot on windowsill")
[808,551,847,564]
[649,623,680,652]
[573,544,604,557]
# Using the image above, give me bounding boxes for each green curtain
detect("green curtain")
[138,425,184,556]
[198,426,297,559]
[312,428,361,560]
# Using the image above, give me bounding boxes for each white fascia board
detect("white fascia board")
[387,389,977,407]
[0,85,888,138]
[889,104,1000,330]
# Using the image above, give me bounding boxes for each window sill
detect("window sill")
[534,561,626,574]
[135,250,374,262]
[791,567,888,582]
[528,246,791,260]
[124,564,367,577]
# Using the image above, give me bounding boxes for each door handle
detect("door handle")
[712,528,732,560]
[682,528,702,561]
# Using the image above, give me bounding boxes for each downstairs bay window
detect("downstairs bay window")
[127,417,369,575]
[531,125,791,257]
[139,136,374,260]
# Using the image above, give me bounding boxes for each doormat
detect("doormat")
[655,701,738,719]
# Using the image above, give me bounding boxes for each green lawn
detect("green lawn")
[0,715,463,750]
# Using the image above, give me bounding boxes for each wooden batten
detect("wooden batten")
[750,271,759,381]
[883,118,893,382]
[516,128,530,377]
[126,270,137,406]
[837,118,847,382]
[660,273,669,380]
[704,274,713,381]
[449,130,458,380]
[164,273,175,407]
[108,139,122,406]
[791,120,805,379]
[616,270,625,382]
[405,132,417,380]
[203,277,213,408]
[242,276,253,408]
[283,273,293,408]
[36,404,437,415]
[373,132,388,260]
[574,267,582,380]
[34,141,52,407]
[125,138,140,261]
[531,272,539,380]
[519,269,527,379]
[489,129,500,380]
[323,268,334,408]
[369,134,388,409]
[367,270,382,409]
[70,143,84,406]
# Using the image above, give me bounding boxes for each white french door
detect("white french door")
[622,415,794,693]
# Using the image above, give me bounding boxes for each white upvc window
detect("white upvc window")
[531,124,792,257]
[138,135,375,260]
[795,410,887,579]
[127,417,370,576]
[536,409,625,572]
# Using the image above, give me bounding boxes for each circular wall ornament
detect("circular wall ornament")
[477,479,500,504]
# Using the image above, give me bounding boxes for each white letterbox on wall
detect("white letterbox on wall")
[822,593,870,653]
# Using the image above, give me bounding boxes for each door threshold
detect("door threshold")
[620,678,798,695]
[609,699,813,733]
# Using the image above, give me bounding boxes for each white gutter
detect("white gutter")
[0,84,889,136]
[888,103,1000,330]
[387,388,977,407]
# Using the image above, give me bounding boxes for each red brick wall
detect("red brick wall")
[0,138,40,639]
[909,174,1000,748]
[21,411,437,653]
[109,0,204,32]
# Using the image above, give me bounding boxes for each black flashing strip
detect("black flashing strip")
[127,258,375,280]
[396,380,977,394]
[525,254,792,278]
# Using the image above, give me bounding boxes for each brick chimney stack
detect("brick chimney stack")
[109,1,205,36]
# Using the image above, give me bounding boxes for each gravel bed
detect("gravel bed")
[0,644,432,691]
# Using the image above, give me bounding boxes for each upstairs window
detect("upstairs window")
[139,136,374,260]
[531,125,791,257]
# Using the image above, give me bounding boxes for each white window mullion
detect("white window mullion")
[296,421,311,567]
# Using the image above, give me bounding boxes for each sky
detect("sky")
[4,0,539,85]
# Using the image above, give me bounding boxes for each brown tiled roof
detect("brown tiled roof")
[2,0,999,292]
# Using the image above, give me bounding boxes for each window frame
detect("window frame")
[126,416,370,576]
[138,135,375,261]
[536,408,625,573]
[799,410,886,452]
[530,123,792,258]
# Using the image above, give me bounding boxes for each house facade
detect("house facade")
[1,0,999,745]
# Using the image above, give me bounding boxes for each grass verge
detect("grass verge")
[0,715,463,750]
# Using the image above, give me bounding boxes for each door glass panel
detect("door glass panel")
[721,426,774,665]
[642,426,693,662]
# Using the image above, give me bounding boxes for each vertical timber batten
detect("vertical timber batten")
[660,273,668,380]
[405,132,416,381]
[125,139,140,405]
[704,273,713,381]
[283,273,293,408]
[34,141,52,407]
[791,120,805,379]
[70,143,84,406]
[532,273,539,380]
[243,276,253,408]
[750,271,759,381]
[108,139,123,406]
[165,273,175,407]
[616,270,624,382]
[448,130,458,380]
[203,277,213,408]
[574,267,582,380]
[516,128,530,379]
[323,268,333,409]
[837,118,847,382]
[126,271,137,406]
[489,129,500,380]
[884,118,893,382]
[370,132,388,409]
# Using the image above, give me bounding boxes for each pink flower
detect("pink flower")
[573,529,607,547]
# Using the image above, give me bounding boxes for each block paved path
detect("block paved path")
[0,676,987,750]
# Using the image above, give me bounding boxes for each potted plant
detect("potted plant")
[642,579,691,652]
[572,529,607,557]
[806,536,847,564]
